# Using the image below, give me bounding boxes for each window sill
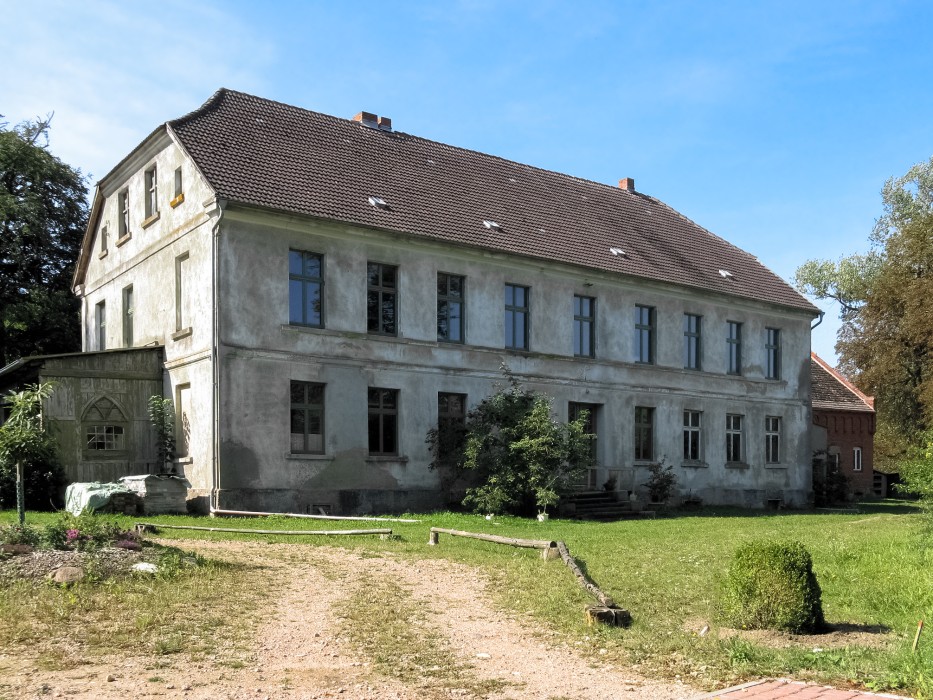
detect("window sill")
[681,460,708,469]
[142,212,160,229]
[174,457,193,465]
[98,249,109,260]
[285,322,324,332]
[170,193,185,208]
[285,453,333,461]
[172,327,193,341]
[765,463,787,469]
[725,462,749,469]
[115,233,132,247]
[366,455,409,464]
[82,451,130,460]
[633,460,657,468]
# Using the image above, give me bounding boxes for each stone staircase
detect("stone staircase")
[559,491,656,521]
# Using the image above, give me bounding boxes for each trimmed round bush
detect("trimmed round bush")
[720,539,825,634]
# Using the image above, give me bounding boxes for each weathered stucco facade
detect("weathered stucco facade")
[70,89,821,514]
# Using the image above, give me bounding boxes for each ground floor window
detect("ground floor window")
[634,406,654,461]
[726,414,743,463]
[853,446,863,471]
[437,392,467,459]
[683,410,701,461]
[86,425,125,451]
[368,388,398,455]
[290,381,324,453]
[765,416,781,463]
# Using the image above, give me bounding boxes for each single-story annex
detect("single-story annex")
[63,88,821,514]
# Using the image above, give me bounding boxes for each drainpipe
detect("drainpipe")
[210,200,225,513]
[810,310,825,330]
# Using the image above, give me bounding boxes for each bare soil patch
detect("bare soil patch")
[684,618,894,650]
[1,539,691,700]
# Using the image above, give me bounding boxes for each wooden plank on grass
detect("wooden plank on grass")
[135,523,392,536]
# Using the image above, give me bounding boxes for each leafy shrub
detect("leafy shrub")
[719,540,825,634]
[0,522,41,546]
[643,460,677,503]
[813,468,850,506]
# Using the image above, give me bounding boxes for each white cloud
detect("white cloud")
[1,0,275,183]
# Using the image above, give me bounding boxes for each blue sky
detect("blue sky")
[3,0,931,365]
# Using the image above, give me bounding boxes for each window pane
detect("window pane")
[382,414,397,453]
[289,250,303,275]
[505,310,515,347]
[514,313,525,348]
[367,291,380,332]
[381,266,396,288]
[305,283,321,325]
[381,389,397,409]
[449,275,462,296]
[368,414,380,451]
[448,301,462,341]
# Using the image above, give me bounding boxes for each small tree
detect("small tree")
[428,368,595,516]
[642,460,677,503]
[899,429,933,527]
[0,383,63,524]
[147,396,176,473]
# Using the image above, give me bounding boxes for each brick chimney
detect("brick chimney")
[352,111,378,128]
[619,177,635,192]
[352,112,392,131]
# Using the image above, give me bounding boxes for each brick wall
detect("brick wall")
[813,409,875,497]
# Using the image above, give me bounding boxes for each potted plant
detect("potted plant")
[643,460,677,505]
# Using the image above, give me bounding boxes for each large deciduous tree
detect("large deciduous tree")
[795,157,933,467]
[0,116,88,367]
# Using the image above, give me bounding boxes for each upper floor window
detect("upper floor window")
[727,321,742,375]
[289,251,324,328]
[100,225,109,255]
[117,188,130,239]
[367,263,397,336]
[726,413,744,463]
[853,446,863,472]
[171,167,184,207]
[95,301,106,351]
[634,305,655,364]
[144,165,158,220]
[683,410,701,461]
[122,285,134,347]
[437,273,464,343]
[290,381,325,454]
[684,314,701,370]
[368,388,398,455]
[634,406,654,461]
[504,284,529,350]
[766,328,781,380]
[573,295,595,358]
[765,416,781,463]
[175,252,191,334]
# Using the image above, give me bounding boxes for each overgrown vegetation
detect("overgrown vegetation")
[720,540,826,633]
[426,367,594,516]
[0,383,67,520]
[147,395,176,472]
[899,429,933,526]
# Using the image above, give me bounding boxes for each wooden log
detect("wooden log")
[556,540,620,610]
[135,523,391,536]
[429,527,556,551]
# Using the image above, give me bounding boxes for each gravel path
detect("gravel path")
[1,540,692,700]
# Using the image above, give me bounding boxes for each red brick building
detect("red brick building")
[810,353,876,497]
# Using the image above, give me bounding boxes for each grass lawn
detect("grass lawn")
[2,500,931,697]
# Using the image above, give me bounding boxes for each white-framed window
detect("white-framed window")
[100,225,109,254]
[82,397,128,454]
[683,410,701,461]
[122,285,134,347]
[144,165,158,219]
[86,425,125,451]
[853,446,863,472]
[726,413,743,463]
[765,416,781,463]
[118,188,130,239]
[175,252,190,333]
[95,301,106,351]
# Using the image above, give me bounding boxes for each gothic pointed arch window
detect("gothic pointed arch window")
[83,396,129,453]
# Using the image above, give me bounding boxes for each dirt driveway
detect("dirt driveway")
[1,539,695,700]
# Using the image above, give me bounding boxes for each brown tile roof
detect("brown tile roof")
[811,353,875,413]
[169,89,818,313]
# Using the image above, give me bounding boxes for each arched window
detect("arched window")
[83,397,128,452]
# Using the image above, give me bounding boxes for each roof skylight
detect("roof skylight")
[609,247,627,257]
[483,220,502,231]
[368,196,388,209]
[719,269,734,279]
